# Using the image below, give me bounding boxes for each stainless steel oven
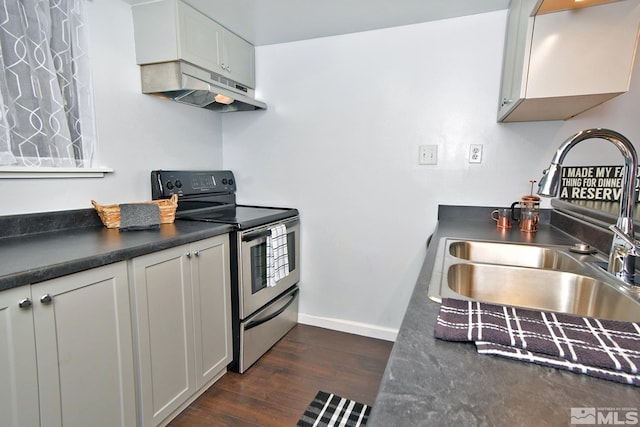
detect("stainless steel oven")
[235,216,300,372]
[150,170,300,373]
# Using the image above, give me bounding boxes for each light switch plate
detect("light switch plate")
[419,145,438,165]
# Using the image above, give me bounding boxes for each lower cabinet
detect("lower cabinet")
[0,286,40,427]
[0,262,136,427]
[131,234,232,426]
[0,233,231,427]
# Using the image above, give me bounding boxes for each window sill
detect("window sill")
[0,167,114,179]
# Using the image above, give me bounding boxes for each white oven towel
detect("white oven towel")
[266,224,290,287]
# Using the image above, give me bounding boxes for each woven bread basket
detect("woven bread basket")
[91,194,178,229]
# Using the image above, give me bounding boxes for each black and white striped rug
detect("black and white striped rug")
[296,391,371,427]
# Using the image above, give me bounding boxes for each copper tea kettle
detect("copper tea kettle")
[510,180,540,232]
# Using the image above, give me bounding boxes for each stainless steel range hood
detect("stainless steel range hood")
[140,61,267,113]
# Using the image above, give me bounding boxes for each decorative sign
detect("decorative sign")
[559,165,640,201]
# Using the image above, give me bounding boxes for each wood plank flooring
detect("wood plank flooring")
[167,324,394,427]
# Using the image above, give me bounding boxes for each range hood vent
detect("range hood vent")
[140,61,267,113]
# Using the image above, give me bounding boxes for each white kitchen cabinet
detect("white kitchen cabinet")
[131,0,256,89]
[0,262,137,427]
[131,234,232,427]
[0,286,39,427]
[33,262,137,427]
[190,237,233,390]
[216,28,256,90]
[498,0,640,122]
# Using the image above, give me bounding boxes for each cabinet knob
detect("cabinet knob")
[501,98,512,107]
[18,298,32,309]
[186,251,192,258]
[40,294,53,304]
[194,250,200,257]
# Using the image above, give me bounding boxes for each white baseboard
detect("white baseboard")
[297,313,398,342]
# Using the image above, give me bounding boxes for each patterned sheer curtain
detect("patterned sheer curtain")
[0,0,96,168]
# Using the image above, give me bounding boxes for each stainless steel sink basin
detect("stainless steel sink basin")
[449,240,582,271]
[447,263,640,322]
[428,238,640,322]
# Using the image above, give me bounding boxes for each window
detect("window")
[0,0,97,170]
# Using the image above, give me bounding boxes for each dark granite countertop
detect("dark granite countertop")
[369,205,640,427]
[0,214,232,291]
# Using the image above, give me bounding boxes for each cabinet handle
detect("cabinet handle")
[193,250,200,257]
[40,294,53,304]
[501,98,512,107]
[18,298,32,309]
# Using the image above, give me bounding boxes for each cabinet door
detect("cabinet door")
[178,1,223,73]
[497,0,537,120]
[0,286,39,427]
[131,245,195,427]
[527,0,640,98]
[221,30,256,88]
[33,262,136,427]
[191,235,232,389]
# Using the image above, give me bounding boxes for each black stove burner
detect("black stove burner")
[178,205,297,230]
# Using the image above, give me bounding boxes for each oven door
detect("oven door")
[238,216,300,319]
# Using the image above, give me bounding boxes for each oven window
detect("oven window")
[287,231,296,270]
[250,243,268,294]
[250,229,297,294]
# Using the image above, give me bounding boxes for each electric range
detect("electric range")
[151,170,300,373]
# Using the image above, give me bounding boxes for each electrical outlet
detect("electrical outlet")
[419,145,437,165]
[469,144,483,163]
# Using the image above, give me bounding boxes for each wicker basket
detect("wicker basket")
[91,194,178,229]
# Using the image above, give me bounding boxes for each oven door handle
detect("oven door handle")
[241,218,300,242]
[245,288,299,331]
[242,230,271,242]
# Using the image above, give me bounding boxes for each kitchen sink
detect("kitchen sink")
[449,240,582,271]
[447,263,640,322]
[428,238,640,322]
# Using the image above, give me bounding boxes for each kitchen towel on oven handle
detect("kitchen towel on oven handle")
[267,224,290,287]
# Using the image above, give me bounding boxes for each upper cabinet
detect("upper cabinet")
[498,0,640,122]
[131,0,255,89]
[217,29,256,91]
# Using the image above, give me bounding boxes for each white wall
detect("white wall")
[222,11,640,340]
[0,0,224,215]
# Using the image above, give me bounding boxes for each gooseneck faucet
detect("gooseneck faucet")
[537,128,640,287]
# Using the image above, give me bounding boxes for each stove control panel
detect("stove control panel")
[151,170,236,199]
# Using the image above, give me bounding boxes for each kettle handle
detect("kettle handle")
[510,201,520,221]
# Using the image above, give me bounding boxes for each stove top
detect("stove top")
[177,205,298,229]
[151,170,298,230]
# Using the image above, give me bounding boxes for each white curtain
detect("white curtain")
[0,0,96,168]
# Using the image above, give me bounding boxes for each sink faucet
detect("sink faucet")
[537,128,640,287]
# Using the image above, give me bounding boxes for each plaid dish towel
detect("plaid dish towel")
[435,298,640,386]
[266,224,289,287]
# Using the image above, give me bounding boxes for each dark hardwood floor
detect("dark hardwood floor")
[168,324,394,427]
